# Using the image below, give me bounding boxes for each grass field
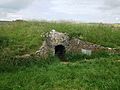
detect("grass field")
[0,21,120,90]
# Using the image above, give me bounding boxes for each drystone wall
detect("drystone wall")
[36,30,69,57]
[35,30,120,57]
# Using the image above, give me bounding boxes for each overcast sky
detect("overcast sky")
[0,0,120,23]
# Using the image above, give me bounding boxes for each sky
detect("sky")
[0,0,120,23]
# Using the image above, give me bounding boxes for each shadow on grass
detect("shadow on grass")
[0,55,60,73]
[0,51,119,73]
[65,51,111,62]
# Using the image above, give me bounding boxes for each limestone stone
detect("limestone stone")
[81,49,92,56]
[35,30,120,58]
[35,30,69,57]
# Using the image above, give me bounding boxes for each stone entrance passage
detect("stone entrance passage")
[55,45,66,60]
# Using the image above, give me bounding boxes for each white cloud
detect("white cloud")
[102,0,120,10]
[0,0,33,11]
[0,0,34,20]
[51,0,102,15]
[0,0,120,23]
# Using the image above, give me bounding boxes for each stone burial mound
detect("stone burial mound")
[35,30,69,60]
[35,30,120,60]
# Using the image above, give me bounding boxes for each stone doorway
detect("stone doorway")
[55,45,66,60]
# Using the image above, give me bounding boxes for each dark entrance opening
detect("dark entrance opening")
[55,45,66,61]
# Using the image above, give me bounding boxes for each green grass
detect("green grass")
[0,21,120,56]
[0,21,120,90]
[0,56,120,90]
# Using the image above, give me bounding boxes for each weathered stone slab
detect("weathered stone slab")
[81,49,92,56]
